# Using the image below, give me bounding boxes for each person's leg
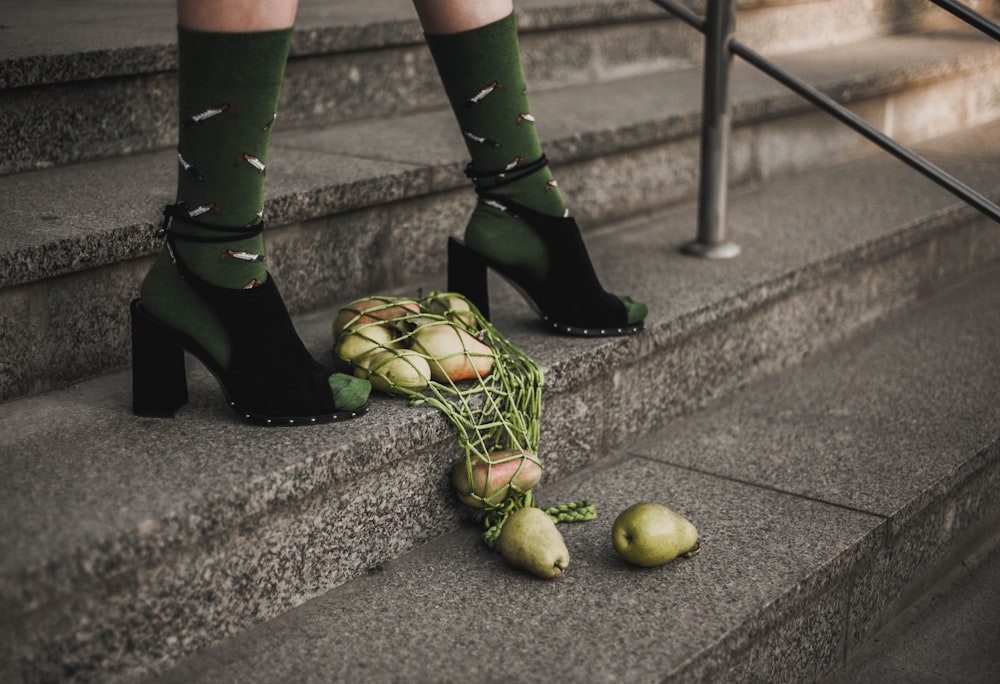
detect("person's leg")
[176,0,299,32]
[162,0,300,294]
[414,0,647,335]
[134,0,370,424]
[410,0,511,35]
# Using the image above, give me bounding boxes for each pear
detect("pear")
[333,323,396,368]
[363,349,432,395]
[411,323,494,382]
[427,293,478,331]
[499,507,570,579]
[612,502,700,567]
[332,297,421,338]
[451,450,542,509]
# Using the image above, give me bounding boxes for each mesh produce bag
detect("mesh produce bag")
[332,292,595,547]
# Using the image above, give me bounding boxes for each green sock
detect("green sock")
[425,12,560,280]
[164,25,290,288]
[425,13,647,325]
[141,26,290,366]
[140,27,368,409]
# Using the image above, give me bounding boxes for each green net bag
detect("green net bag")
[332,292,595,549]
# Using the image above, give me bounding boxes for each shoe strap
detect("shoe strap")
[465,154,550,192]
[159,202,264,244]
[158,203,266,283]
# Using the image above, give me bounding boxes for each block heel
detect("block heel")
[131,299,189,417]
[447,194,645,337]
[452,154,646,336]
[447,237,491,320]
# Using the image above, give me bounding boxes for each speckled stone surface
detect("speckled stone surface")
[3,2,1000,679]
[0,256,149,401]
[140,262,1000,684]
[1,202,998,681]
[3,0,998,172]
[3,0,974,88]
[0,146,430,401]
[629,262,1000,518]
[831,521,1000,684]
[0,0,674,88]
[0,364,470,682]
[0,61,994,404]
[143,459,882,684]
[3,26,1000,399]
[0,0,691,175]
[3,425,466,682]
[629,257,1000,669]
[847,450,1000,653]
[0,154,173,288]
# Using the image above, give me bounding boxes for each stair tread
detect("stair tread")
[3,116,999,610]
[149,250,1000,684]
[4,0,982,88]
[4,3,1000,678]
[3,28,998,289]
[0,0,665,88]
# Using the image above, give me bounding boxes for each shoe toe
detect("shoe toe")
[618,295,648,325]
[328,372,372,412]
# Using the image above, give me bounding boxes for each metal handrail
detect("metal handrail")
[652,0,1000,257]
[931,0,1000,41]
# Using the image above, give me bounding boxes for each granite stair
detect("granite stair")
[4,0,1000,401]
[148,247,1000,684]
[1,0,999,681]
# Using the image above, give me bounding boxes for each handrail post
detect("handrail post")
[683,0,741,258]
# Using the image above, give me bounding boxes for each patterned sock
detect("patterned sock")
[425,12,559,280]
[139,27,369,409]
[168,25,291,288]
[425,13,647,326]
[140,26,292,367]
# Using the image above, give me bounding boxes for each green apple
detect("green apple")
[612,502,700,567]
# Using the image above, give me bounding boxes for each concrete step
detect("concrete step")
[825,525,1000,683]
[2,116,998,680]
[6,0,990,175]
[3,28,1000,402]
[145,251,1000,684]
[0,0,692,175]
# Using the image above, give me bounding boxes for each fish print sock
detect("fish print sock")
[425,13,647,326]
[160,26,290,289]
[424,12,561,281]
[140,26,369,410]
[139,26,292,369]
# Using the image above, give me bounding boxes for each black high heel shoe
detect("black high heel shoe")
[131,204,369,426]
[447,194,645,337]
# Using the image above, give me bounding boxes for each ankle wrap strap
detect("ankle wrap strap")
[158,203,266,282]
[465,154,550,192]
[159,202,264,244]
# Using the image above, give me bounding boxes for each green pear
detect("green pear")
[427,293,478,331]
[612,502,700,567]
[333,323,396,368]
[451,450,542,509]
[411,323,493,382]
[363,349,431,395]
[499,507,570,579]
